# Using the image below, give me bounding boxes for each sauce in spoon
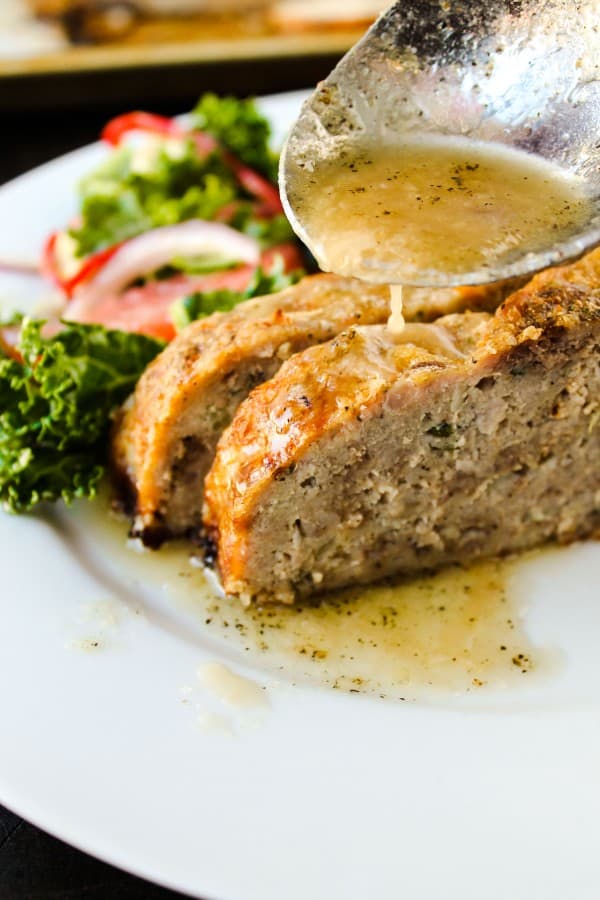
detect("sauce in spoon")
[286,135,595,288]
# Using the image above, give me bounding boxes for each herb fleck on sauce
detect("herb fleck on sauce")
[76,498,556,702]
[288,136,594,285]
[174,555,549,700]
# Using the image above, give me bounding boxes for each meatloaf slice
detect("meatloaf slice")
[204,250,600,604]
[111,273,394,544]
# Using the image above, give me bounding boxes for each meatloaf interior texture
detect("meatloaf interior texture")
[111,274,393,544]
[204,250,600,604]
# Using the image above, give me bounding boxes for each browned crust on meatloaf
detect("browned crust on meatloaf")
[399,276,525,321]
[111,274,511,542]
[204,249,600,604]
[111,274,395,543]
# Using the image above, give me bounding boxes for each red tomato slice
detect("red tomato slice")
[66,244,304,341]
[262,242,305,272]
[67,266,255,341]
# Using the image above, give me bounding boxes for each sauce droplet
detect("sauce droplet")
[388,284,405,333]
[197,662,267,709]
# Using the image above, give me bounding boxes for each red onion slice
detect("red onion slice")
[66,220,260,321]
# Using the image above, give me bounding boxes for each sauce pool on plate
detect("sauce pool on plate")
[62,499,558,702]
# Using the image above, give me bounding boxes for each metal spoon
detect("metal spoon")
[280,0,600,286]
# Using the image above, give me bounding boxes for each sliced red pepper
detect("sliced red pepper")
[262,241,305,273]
[223,151,283,216]
[102,112,282,216]
[41,231,123,298]
[101,111,184,146]
[62,243,123,296]
[40,231,61,287]
[65,245,303,341]
[102,111,220,160]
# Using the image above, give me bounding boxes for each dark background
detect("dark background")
[0,805,191,898]
[0,54,333,182]
[0,51,337,900]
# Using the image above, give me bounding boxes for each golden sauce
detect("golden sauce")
[183,560,547,699]
[388,284,405,332]
[387,285,466,358]
[197,662,267,709]
[62,499,559,702]
[289,137,594,285]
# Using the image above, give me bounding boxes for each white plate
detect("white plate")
[1,91,600,900]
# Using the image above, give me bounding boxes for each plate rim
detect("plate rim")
[1,88,600,900]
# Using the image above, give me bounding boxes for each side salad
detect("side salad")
[0,95,306,513]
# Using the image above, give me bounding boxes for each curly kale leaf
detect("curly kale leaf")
[0,320,163,512]
[191,94,278,181]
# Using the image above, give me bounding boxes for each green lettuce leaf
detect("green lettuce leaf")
[0,319,163,512]
[69,96,285,258]
[171,261,303,332]
[235,210,296,247]
[191,94,278,181]
[69,141,237,257]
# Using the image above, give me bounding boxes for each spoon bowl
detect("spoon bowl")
[280,0,600,286]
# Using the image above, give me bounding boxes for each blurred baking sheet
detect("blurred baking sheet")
[0,3,373,78]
